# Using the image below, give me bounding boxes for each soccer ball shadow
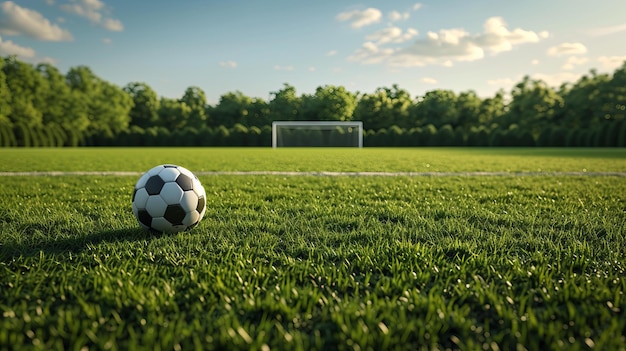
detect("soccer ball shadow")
[0,227,161,260]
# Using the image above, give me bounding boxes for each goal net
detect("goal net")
[272,121,363,148]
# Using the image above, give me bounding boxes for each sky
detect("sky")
[1,0,626,104]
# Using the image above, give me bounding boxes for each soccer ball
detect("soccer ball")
[132,164,207,233]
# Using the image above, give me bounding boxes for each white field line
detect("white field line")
[0,171,625,177]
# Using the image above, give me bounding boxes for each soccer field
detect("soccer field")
[0,148,625,350]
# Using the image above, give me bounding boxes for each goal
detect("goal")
[272,121,363,148]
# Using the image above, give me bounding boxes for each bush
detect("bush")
[0,122,16,147]
[603,120,621,147]
[489,129,505,146]
[515,129,535,146]
[372,128,388,147]
[565,129,580,147]
[406,128,422,146]
[387,125,404,146]
[436,124,455,146]
[230,123,249,146]
[467,126,490,147]
[618,119,626,147]
[364,129,376,147]
[214,126,230,146]
[422,124,438,146]
[260,125,272,147]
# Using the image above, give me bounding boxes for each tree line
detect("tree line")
[1,55,625,147]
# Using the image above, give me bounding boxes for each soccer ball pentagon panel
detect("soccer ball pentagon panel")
[132,164,206,233]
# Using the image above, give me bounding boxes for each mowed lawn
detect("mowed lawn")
[0,148,625,350]
[1,147,625,173]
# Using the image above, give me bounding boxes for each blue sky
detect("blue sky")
[1,0,626,104]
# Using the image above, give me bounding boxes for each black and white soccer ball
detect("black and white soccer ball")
[132,164,206,233]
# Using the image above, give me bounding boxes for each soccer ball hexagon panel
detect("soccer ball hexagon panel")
[132,164,206,233]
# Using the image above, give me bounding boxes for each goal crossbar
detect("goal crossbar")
[272,121,363,148]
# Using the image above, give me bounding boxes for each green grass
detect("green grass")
[0,148,625,350]
[0,147,625,172]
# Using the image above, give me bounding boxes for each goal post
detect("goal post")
[272,121,363,148]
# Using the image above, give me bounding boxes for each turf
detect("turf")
[0,148,625,350]
[0,147,625,172]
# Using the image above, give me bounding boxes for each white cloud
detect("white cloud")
[475,17,547,54]
[45,0,55,5]
[274,65,294,71]
[350,16,548,68]
[219,61,237,68]
[413,3,423,11]
[0,34,56,64]
[547,42,587,57]
[531,59,539,65]
[390,28,485,67]
[421,77,437,84]
[102,37,111,44]
[388,11,409,22]
[61,0,124,32]
[337,8,382,29]
[348,41,395,65]
[587,23,626,37]
[102,18,123,31]
[597,55,626,70]
[0,35,35,57]
[308,66,316,72]
[62,0,103,22]
[366,27,417,45]
[0,1,73,41]
[562,56,588,70]
[326,50,337,56]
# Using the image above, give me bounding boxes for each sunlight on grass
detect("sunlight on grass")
[1,169,624,349]
[0,147,625,173]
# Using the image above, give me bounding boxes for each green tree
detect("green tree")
[477,90,505,126]
[180,86,208,128]
[300,85,358,122]
[124,82,160,128]
[354,85,412,130]
[0,57,14,146]
[269,83,301,121]
[455,90,482,130]
[353,84,412,130]
[560,71,610,129]
[67,66,132,139]
[247,98,270,127]
[158,97,191,130]
[98,81,134,136]
[0,56,12,125]
[210,91,252,127]
[37,63,89,146]
[410,89,458,128]
[503,76,564,138]
[558,64,625,138]
[610,62,626,123]
[2,56,44,128]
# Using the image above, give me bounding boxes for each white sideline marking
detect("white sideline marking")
[0,171,625,177]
